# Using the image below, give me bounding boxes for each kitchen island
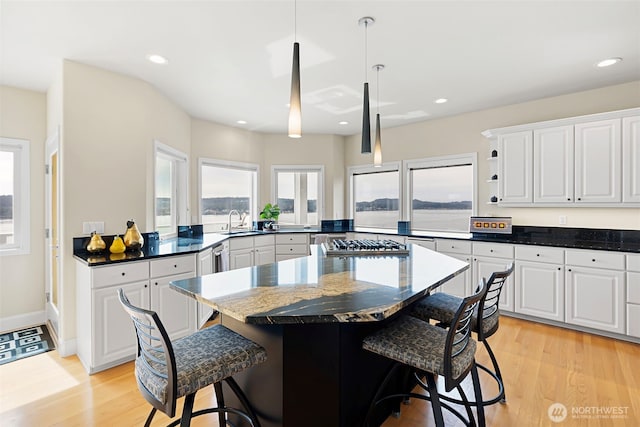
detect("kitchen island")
[170,244,468,427]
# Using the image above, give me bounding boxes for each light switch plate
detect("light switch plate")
[82,221,105,234]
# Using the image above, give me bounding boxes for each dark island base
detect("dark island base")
[221,316,408,427]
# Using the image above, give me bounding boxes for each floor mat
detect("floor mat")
[0,325,55,366]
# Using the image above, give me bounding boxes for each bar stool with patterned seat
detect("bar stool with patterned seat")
[362,279,488,427]
[411,262,514,407]
[118,288,267,427]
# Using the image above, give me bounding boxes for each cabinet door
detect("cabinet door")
[534,125,574,203]
[622,115,640,203]
[197,249,215,328]
[473,257,514,312]
[575,118,621,203]
[498,131,533,203]
[230,248,254,270]
[151,272,197,340]
[254,245,276,266]
[94,281,149,366]
[515,261,564,321]
[565,266,625,333]
[438,253,472,298]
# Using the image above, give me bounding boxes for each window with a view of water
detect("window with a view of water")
[273,166,322,226]
[154,142,187,238]
[407,155,475,233]
[352,167,400,229]
[0,137,29,255]
[200,160,258,232]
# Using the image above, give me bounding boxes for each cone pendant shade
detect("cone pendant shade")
[288,42,301,138]
[373,113,382,167]
[361,82,371,153]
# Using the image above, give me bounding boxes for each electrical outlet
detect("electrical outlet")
[559,215,567,225]
[82,222,93,234]
[82,221,105,234]
[94,221,105,234]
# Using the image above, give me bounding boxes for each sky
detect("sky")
[0,151,13,196]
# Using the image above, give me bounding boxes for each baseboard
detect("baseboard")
[56,338,77,358]
[0,310,46,334]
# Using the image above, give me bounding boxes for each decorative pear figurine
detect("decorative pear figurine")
[86,231,106,253]
[110,235,126,254]
[124,219,144,251]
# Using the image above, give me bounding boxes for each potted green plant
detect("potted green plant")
[259,203,281,230]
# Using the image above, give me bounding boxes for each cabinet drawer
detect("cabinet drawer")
[276,233,308,245]
[628,272,640,304]
[435,239,471,254]
[277,244,309,256]
[515,245,564,264]
[150,255,195,278]
[92,261,149,289]
[566,249,625,270]
[473,242,514,258]
[229,236,254,250]
[254,234,275,247]
[627,254,640,272]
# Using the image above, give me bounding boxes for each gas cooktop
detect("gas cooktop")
[322,239,410,256]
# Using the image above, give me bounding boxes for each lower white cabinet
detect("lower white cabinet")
[229,235,275,269]
[407,238,436,251]
[472,242,515,312]
[438,253,472,297]
[276,233,310,261]
[196,247,215,328]
[515,261,564,322]
[626,253,640,338]
[76,254,197,374]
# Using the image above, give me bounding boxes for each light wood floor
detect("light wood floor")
[0,316,638,426]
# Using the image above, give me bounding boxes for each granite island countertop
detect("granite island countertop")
[170,244,468,325]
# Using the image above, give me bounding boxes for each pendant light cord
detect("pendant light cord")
[294,0,297,42]
[376,66,380,113]
[364,21,368,83]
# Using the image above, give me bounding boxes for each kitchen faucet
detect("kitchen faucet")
[228,210,242,231]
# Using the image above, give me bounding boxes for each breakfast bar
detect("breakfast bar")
[170,244,468,427]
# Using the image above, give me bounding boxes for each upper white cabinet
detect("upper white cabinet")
[483,107,639,207]
[498,131,532,204]
[574,119,621,203]
[622,116,640,203]
[533,125,574,203]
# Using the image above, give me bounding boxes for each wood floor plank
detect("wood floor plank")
[0,316,638,426]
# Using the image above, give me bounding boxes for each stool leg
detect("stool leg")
[143,408,156,427]
[425,373,445,427]
[214,382,227,427]
[483,339,506,403]
[180,393,196,427]
[225,377,261,427]
[471,362,486,427]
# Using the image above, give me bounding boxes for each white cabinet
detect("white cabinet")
[626,254,640,338]
[434,239,472,297]
[565,249,625,334]
[498,131,532,204]
[472,242,514,312]
[574,119,622,203]
[276,233,310,261]
[533,125,574,203]
[196,247,215,328]
[622,116,640,203]
[407,238,436,251]
[76,253,197,374]
[229,235,275,269]
[515,245,565,322]
[254,235,276,266]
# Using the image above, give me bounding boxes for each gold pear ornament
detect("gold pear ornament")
[86,231,106,253]
[109,235,126,254]
[124,219,144,251]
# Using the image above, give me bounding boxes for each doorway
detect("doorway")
[45,129,61,338]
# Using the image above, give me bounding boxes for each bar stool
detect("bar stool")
[411,263,514,407]
[362,279,487,427]
[118,289,267,427]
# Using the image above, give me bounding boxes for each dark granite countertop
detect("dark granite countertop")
[170,244,468,325]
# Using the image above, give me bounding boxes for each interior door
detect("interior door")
[45,129,61,337]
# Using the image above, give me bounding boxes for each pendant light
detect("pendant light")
[373,64,384,167]
[358,17,375,153]
[288,0,301,138]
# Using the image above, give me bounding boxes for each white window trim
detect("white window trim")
[153,140,188,238]
[403,152,478,228]
[347,161,402,227]
[271,164,324,226]
[198,157,260,224]
[0,137,30,256]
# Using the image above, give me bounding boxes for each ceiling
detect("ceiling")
[1,1,639,136]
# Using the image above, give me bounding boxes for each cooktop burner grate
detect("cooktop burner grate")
[323,239,410,256]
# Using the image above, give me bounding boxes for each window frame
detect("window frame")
[153,141,188,239]
[271,164,324,227]
[403,153,477,233]
[347,161,402,231]
[0,137,30,256]
[198,158,260,230]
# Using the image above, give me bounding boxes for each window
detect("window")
[199,159,259,232]
[348,163,401,230]
[405,154,476,233]
[0,137,30,255]
[154,141,188,238]
[272,165,323,226]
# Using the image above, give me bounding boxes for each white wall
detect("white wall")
[0,86,46,330]
[345,80,640,230]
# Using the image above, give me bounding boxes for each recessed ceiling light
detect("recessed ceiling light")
[434,98,448,104]
[596,57,622,68]
[339,121,349,125]
[146,54,168,65]
[236,120,247,124]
